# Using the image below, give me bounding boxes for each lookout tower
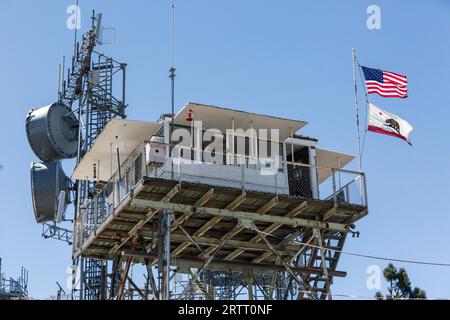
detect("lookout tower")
[71,102,368,300]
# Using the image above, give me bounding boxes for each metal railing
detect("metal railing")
[74,142,367,252]
[168,146,367,206]
[74,143,146,252]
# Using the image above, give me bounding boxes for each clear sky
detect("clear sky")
[1,0,450,299]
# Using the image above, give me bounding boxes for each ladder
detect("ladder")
[62,28,97,109]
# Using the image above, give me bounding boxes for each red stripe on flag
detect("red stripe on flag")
[384,71,407,82]
[366,81,407,88]
[366,89,408,98]
[383,71,408,87]
[365,78,408,98]
[366,86,408,94]
[368,125,411,144]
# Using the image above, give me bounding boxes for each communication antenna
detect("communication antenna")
[92,12,117,46]
[58,63,61,100]
[169,0,176,180]
[55,190,66,223]
[95,12,102,41]
[171,0,175,68]
[73,0,80,56]
[58,56,66,101]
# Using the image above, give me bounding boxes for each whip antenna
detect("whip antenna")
[169,1,176,180]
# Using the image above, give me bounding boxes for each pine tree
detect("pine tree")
[375,263,426,300]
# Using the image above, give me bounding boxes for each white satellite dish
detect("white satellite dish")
[30,161,70,223]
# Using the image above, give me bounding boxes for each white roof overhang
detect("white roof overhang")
[315,148,355,184]
[71,119,162,181]
[173,102,307,142]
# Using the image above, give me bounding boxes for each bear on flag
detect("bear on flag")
[367,103,413,145]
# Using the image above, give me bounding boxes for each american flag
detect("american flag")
[361,66,408,98]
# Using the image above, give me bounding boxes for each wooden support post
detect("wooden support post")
[126,274,145,299]
[163,210,172,300]
[100,264,106,300]
[268,270,278,300]
[247,272,254,300]
[115,236,138,300]
[139,235,159,300]
[157,211,164,299]
[109,255,121,299]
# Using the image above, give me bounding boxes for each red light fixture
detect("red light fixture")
[186,109,193,122]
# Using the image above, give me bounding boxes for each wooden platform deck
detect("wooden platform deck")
[75,176,367,276]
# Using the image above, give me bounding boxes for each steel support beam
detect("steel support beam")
[140,231,303,254]
[109,184,180,255]
[130,199,352,233]
[171,188,215,232]
[250,223,318,300]
[203,196,279,258]
[121,251,346,279]
[171,191,247,257]
[223,200,308,261]
[178,224,241,298]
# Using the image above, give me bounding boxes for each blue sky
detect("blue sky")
[1,0,450,299]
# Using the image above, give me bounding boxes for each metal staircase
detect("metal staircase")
[303,231,347,300]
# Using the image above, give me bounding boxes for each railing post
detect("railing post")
[113,173,117,209]
[178,151,181,183]
[142,142,146,178]
[80,202,86,244]
[73,220,78,251]
[316,168,320,200]
[93,195,98,235]
[143,142,149,178]
[331,168,337,207]
[274,169,278,196]
[362,172,368,207]
[240,162,245,191]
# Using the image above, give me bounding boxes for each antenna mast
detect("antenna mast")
[74,0,79,56]
[169,1,176,181]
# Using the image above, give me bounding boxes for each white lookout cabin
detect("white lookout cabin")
[72,102,357,204]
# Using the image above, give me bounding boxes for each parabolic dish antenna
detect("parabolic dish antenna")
[30,161,71,223]
[26,102,78,161]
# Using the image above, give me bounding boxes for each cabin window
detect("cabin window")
[285,144,313,198]
[134,153,142,183]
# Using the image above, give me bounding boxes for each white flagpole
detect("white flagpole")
[352,48,363,173]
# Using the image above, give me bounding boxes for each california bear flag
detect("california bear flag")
[367,103,413,145]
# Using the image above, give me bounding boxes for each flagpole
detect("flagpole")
[352,48,363,173]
